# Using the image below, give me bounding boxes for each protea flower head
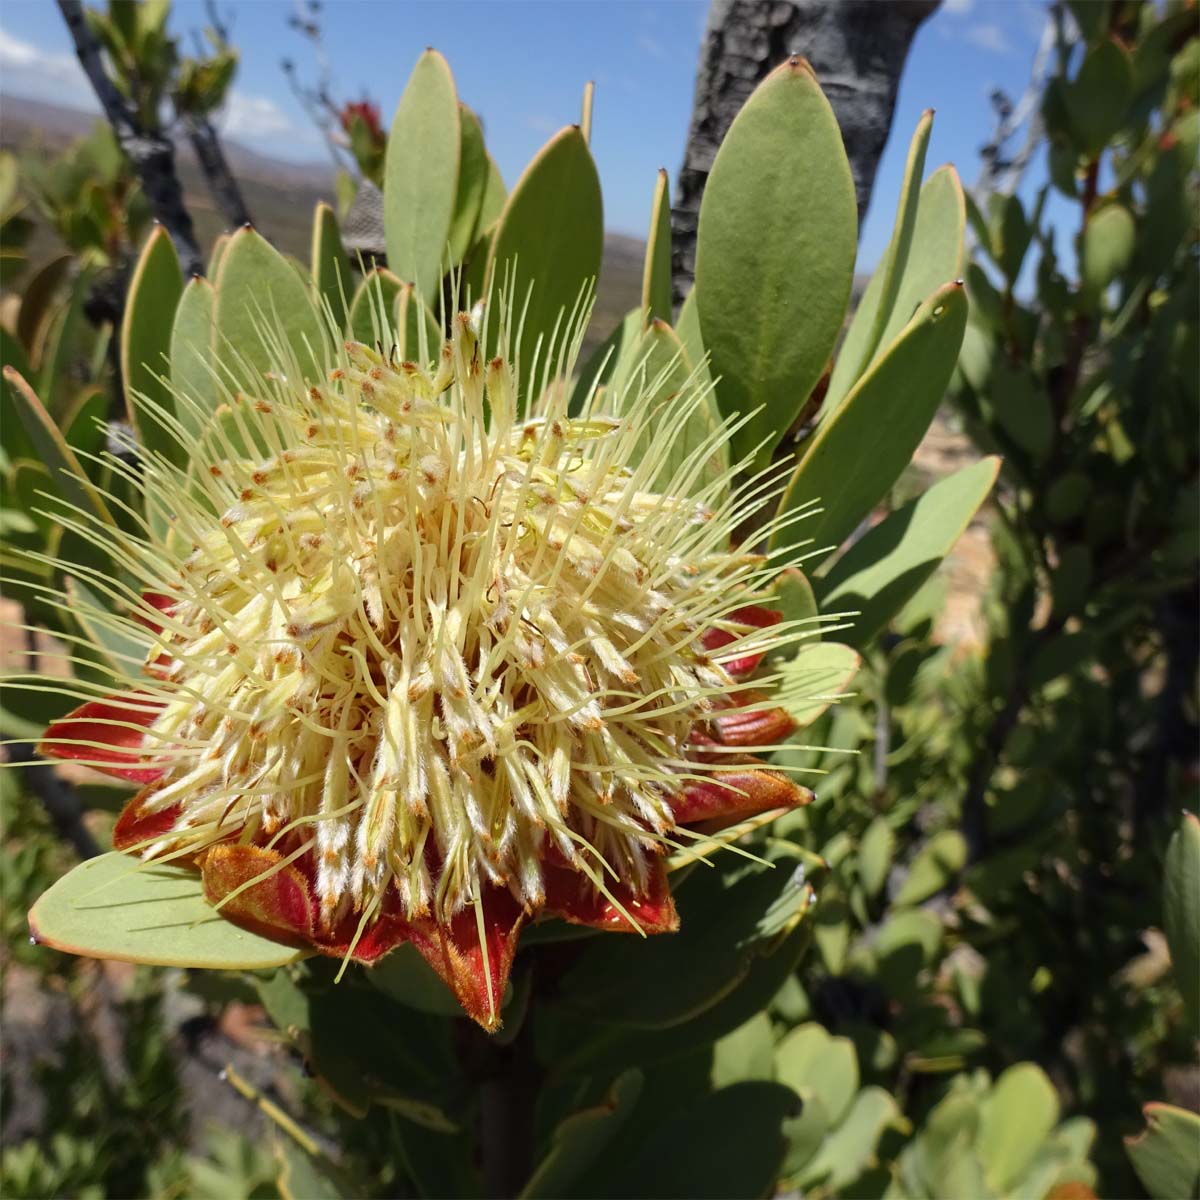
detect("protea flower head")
[36,291,814,1030]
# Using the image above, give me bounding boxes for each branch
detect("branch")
[57,0,204,276]
[6,740,101,861]
[179,111,253,230]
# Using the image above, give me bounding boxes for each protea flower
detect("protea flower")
[37,298,813,1030]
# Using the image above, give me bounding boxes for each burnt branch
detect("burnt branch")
[57,0,204,276]
[180,111,253,230]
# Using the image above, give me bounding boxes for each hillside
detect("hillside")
[0,95,645,338]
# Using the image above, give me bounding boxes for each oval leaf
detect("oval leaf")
[695,57,857,468]
[395,282,443,364]
[826,110,934,413]
[122,227,184,463]
[855,165,966,395]
[519,1070,643,1199]
[772,282,968,561]
[3,366,113,528]
[641,168,673,326]
[779,642,860,728]
[976,1063,1060,1192]
[213,226,326,394]
[168,276,217,438]
[1164,812,1200,1032]
[349,267,404,347]
[30,852,306,969]
[448,104,488,265]
[815,456,1000,648]
[1126,1103,1200,1200]
[311,200,352,332]
[384,49,461,301]
[486,125,603,411]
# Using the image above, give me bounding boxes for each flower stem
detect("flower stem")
[462,1006,540,1198]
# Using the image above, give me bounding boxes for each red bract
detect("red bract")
[41,606,808,1030]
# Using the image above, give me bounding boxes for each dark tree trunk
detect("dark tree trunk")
[673,0,939,303]
[57,0,204,277]
[181,112,254,233]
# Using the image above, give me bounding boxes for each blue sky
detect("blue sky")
[0,0,1050,270]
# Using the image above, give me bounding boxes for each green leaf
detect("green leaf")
[310,201,352,333]
[772,282,968,562]
[37,264,96,416]
[774,567,819,636]
[815,457,1000,648]
[64,572,154,680]
[348,267,404,347]
[384,50,461,301]
[695,57,856,468]
[519,1070,643,1199]
[448,104,488,266]
[976,1064,1059,1192]
[208,231,230,277]
[1066,39,1135,156]
[15,253,71,354]
[799,1087,902,1192]
[3,366,114,529]
[62,386,107,470]
[712,1012,776,1088]
[1029,631,1096,687]
[559,855,814,1030]
[988,358,1053,461]
[780,1092,830,1178]
[0,326,36,465]
[987,192,1033,284]
[395,282,443,364]
[641,168,672,326]
[1081,202,1135,302]
[476,155,507,236]
[604,1083,800,1200]
[570,307,640,415]
[828,165,964,420]
[859,817,895,899]
[1046,472,1091,523]
[1164,813,1200,1032]
[609,320,727,497]
[674,287,710,390]
[873,909,943,997]
[826,110,933,413]
[1066,0,1111,43]
[212,226,326,394]
[257,970,459,1130]
[1126,1103,1200,1200]
[122,226,184,467]
[169,277,217,439]
[1051,544,1093,618]
[366,943,463,1017]
[778,641,860,728]
[29,852,307,969]
[775,1023,858,1127]
[893,830,967,907]
[274,1139,346,1200]
[486,126,603,411]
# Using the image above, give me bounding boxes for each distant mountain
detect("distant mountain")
[0,94,334,189]
[0,94,645,342]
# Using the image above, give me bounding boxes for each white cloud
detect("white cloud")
[963,22,1012,54]
[0,26,94,107]
[943,0,975,13]
[218,91,297,142]
[637,33,665,59]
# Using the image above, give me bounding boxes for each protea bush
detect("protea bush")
[5,47,1003,1197]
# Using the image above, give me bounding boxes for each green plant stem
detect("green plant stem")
[962,614,1066,863]
[460,1008,540,1198]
